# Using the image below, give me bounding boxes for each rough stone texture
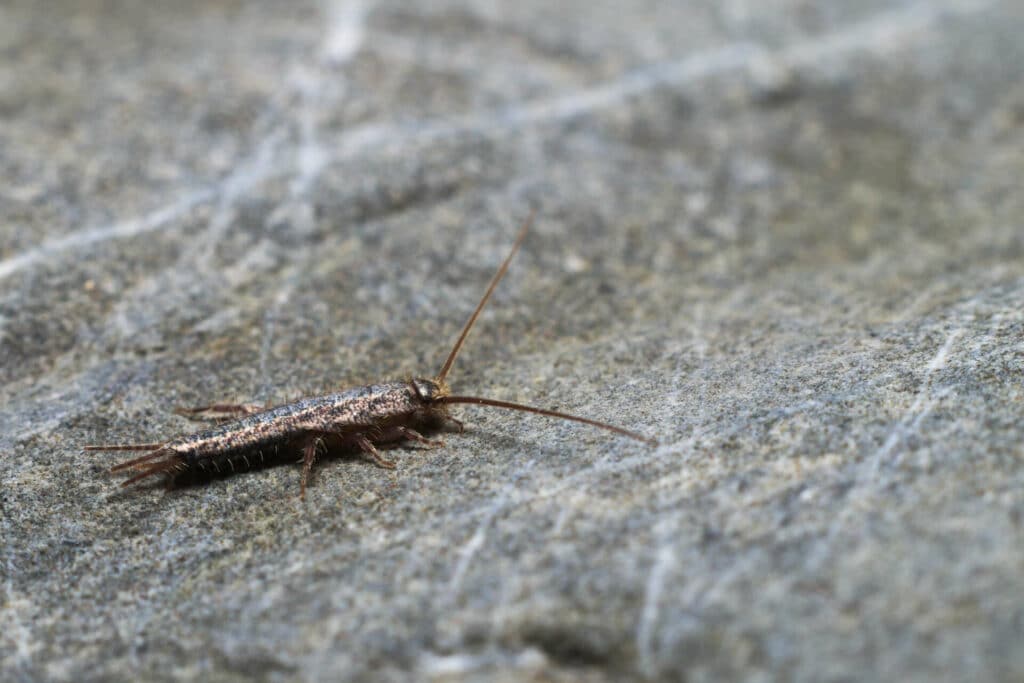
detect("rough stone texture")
[2,1,1023,681]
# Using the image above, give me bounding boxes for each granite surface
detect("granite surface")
[2,0,1023,681]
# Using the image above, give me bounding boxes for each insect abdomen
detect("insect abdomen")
[179,446,276,483]
[176,442,286,483]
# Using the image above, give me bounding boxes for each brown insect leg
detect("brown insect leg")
[444,415,465,433]
[353,435,397,470]
[175,403,265,421]
[393,426,445,448]
[300,436,323,500]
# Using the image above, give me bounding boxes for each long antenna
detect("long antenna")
[439,395,658,446]
[435,211,535,383]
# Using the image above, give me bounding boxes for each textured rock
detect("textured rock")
[2,0,1023,681]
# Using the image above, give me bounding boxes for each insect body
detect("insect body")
[86,215,656,497]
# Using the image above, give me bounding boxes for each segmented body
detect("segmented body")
[103,380,449,489]
[177,382,429,458]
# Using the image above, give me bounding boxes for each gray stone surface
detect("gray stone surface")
[2,0,1023,680]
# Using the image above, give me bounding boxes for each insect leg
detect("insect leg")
[300,436,324,500]
[393,426,445,448]
[353,435,396,470]
[175,403,265,421]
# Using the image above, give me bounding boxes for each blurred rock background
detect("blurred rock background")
[1,0,1022,680]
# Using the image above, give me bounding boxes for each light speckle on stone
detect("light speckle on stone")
[356,490,379,506]
[563,252,589,274]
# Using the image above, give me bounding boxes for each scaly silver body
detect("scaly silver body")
[100,379,449,488]
[172,380,438,460]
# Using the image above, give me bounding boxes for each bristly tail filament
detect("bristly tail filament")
[438,395,657,446]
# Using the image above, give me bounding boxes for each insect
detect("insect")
[85,214,656,498]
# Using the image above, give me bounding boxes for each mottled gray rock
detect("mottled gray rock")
[2,0,1023,681]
